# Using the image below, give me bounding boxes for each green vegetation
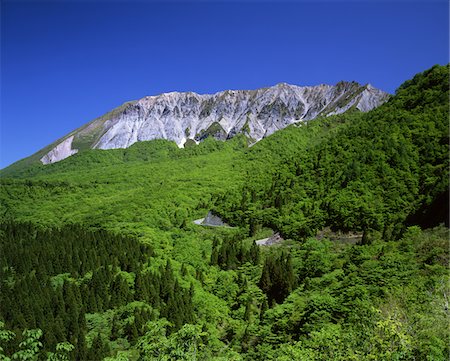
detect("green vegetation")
[0,65,448,360]
[195,122,227,141]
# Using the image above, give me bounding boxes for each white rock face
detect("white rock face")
[40,82,389,164]
[40,136,78,164]
[356,84,388,112]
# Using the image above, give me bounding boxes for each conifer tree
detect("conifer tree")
[260,299,268,321]
[249,241,260,264]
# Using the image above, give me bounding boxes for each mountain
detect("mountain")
[0,65,448,360]
[37,81,389,164]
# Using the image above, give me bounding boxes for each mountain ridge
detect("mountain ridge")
[10,81,390,167]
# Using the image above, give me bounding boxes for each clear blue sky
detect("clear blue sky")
[1,0,448,168]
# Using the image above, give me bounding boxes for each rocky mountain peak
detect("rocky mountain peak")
[39,81,390,164]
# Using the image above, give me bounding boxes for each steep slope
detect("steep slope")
[213,64,449,239]
[0,65,447,361]
[32,81,388,165]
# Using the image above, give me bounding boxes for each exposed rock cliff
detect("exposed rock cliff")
[40,136,78,164]
[40,82,389,164]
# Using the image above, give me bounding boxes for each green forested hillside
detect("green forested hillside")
[215,64,449,240]
[0,65,448,360]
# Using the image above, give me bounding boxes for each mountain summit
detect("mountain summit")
[40,82,389,164]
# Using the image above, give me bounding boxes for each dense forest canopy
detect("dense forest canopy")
[0,64,448,360]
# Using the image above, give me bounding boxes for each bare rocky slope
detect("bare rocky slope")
[39,81,389,164]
